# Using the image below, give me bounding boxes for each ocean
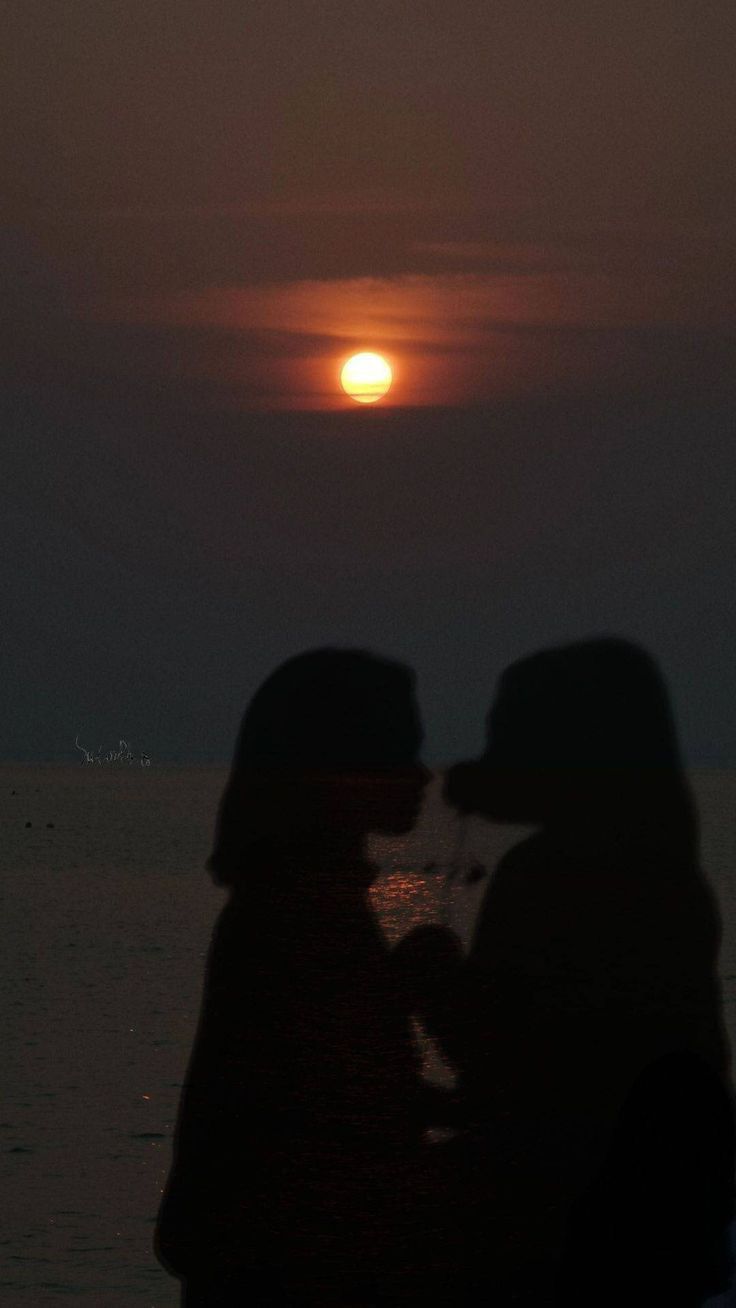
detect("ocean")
[2,765,736,1305]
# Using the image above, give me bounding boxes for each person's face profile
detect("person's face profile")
[353,694,429,836]
[443,683,525,820]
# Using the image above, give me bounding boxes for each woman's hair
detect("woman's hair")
[209,648,418,887]
[491,637,682,769]
[480,637,698,851]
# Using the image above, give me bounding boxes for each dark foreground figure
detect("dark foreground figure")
[410,637,735,1305]
[156,649,439,1305]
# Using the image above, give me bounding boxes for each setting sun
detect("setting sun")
[340,352,393,404]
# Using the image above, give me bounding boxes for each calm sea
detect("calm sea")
[2,765,735,1306]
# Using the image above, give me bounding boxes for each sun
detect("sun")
[340,352,393,404]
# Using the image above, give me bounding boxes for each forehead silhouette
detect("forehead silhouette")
[235,648,419,770]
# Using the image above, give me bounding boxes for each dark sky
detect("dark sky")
[3,0,735,762]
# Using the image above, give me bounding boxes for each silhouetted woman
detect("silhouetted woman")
[156,649,430,1306]
[425,637,734,1304]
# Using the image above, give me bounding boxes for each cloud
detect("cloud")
[27,230,733,410]
[95,231,736,336]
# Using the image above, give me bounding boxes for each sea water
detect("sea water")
[2,766,735,1305]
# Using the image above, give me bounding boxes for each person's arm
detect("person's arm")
[393,925,469,1068]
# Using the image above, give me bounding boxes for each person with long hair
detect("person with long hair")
[156,649,431,1306]
[414,637,733,1304]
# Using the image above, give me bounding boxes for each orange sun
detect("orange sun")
[340,352,393,404]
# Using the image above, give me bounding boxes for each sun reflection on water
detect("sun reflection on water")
[369,861,457,1089]
[369,866,444,946]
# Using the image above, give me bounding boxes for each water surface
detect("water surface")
[2,766,734,1304]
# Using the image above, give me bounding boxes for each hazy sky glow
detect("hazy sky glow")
[89,246,735,409]
[6,0,735,411]
[3,0,736,762]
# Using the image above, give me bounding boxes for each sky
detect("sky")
[3,0,736,763]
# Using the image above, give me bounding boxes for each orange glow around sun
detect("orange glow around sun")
[340,352,393,403]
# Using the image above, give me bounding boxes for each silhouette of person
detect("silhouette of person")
[155,649,433,1306]
[410,637,733,1305]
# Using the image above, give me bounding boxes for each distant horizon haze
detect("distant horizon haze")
[3,389,735,767]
